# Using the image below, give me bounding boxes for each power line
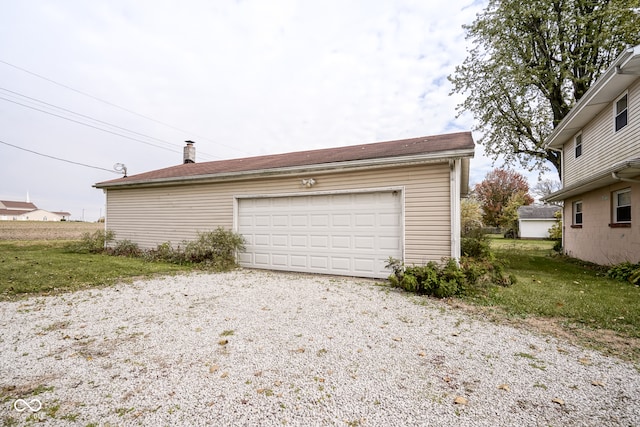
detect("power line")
[0,95,180,154]
[0,87,191,154]
[0,139,121,174]
[0,58,252,157]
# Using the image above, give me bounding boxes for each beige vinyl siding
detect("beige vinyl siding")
[105,162,451,265]
[563,79,640,188]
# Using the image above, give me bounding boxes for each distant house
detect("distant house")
[517,205,561,239]
[544,45,640,264]
[95,133,475,279]
[0,200,71,221]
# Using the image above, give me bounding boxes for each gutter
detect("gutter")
[94,148,475,190]
[544,158,640,202]
[612,172,640,183]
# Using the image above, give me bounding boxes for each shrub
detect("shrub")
[183,228,246,269]
[108,239,141,257]
[606,262,640,285]
[386,255,515,299]
[461,227,491,259]
[144,241,185,264]
[66,229,115,254]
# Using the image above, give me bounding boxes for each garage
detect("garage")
[236,190,403,278]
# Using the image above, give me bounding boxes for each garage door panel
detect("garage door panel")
[254,253,270,265]
[254,234,270,246]
[311,215,329,227]
[310,256,329,269]
[291,255,307,267]
[272,234,288,247]
[354,236,375,250]
[238,191,402,278]
[331,236,351,248]
[290,235,308,247]
[291,215,308,226]
[332,214,351,227]
[310,235,329,248]
[331,258,350,271]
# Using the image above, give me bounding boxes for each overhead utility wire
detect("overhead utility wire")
[0,95,180,154]
[0,139,120,174]
[0,59,251,157]
[0,87,188,154]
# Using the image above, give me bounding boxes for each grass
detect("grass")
[0,240,193,300]
[460,236,640,360]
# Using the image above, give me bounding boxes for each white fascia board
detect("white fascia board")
[95,148,475,189]
[545,45,640,149]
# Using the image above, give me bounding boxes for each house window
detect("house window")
[613,189,631,223]
[575,134,582,158]
[615,93,628,132]
[573,201,583,225]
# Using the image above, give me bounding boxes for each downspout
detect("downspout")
[612,172,640,183]
[546,146,564,254]
[450,159,462,261]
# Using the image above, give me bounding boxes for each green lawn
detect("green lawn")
[463,236,640,360]
[0,241,193,299]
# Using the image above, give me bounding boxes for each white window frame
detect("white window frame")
[613,188,631,224]
[574,133,582,158]
[573,201,583,225]
[615,92,628,132]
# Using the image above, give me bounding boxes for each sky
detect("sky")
[0,0,546,221]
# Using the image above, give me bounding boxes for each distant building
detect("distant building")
[517,205,561,239]
[0,200,71,221]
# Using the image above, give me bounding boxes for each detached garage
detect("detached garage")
[94,133,474,278]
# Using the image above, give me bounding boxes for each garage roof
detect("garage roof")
[95,132,474,189]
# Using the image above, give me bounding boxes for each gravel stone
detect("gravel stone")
[1,269,639,426]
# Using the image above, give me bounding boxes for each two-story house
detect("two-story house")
[545,45,640,265]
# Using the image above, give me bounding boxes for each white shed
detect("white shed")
[517,205,561,239]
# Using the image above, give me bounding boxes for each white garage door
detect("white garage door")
[237,191,402,278]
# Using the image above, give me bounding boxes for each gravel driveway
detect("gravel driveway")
[1,270,639,426]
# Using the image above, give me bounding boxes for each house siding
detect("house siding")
[563,79,640,188]
[104,163,452,265]
[563,181,640,265]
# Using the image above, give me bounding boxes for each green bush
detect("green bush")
[606,262,640,285]
[66,229,115,254]
[461,227,491,259]
[108,239,141,257]
[144,241,185,264]
[143,228,246,270]
[386,255,515,299]
[183,228,246,269]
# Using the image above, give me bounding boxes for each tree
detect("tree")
[474,168,534,227]
[449,0,640,178]
[461,197,483,233]
[531,179,562,204]
[500,191,530,236]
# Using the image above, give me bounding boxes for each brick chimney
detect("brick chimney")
[184,140,196,164]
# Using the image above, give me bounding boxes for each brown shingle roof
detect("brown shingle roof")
[95,132,474,188]
[0,200,37,210]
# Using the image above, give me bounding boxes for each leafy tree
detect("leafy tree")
[500,191,530,235]
[449,0,640,178]
[474,168,533,227]
[461,197,483,233]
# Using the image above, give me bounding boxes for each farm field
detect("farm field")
[0,221,102,241]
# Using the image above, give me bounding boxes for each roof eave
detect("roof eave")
[94,148,475,190]
[545,45,640,149]
[544,158,640,202]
